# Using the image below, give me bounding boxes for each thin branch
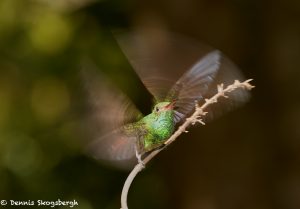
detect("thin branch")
[120,79,255,209]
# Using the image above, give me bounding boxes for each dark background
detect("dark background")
[0,0,300,209]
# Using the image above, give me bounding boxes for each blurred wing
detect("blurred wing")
[115,26,250,124]
[81,61,143,133]
[169,51,250,123]
[114,27,213,102]
[85,128,138,169]
[166,50,221,122]
[80,60,142,168]
[201,54,251,123]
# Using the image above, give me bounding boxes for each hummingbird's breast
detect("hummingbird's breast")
[141,111,175,152]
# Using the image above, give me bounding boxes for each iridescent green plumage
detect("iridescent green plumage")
[141,108,174,151]
[125,102,175,154]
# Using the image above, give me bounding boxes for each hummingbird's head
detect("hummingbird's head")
[153,101,176,114]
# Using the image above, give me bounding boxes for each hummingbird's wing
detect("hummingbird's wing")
[81,61,143,132]
[81,61,142,169]
[115,27,250,124]
[166,51,250,123]
[86,128,138,169]
[114,27,212,102]
[166,50,221,123]
[200,53,251,122]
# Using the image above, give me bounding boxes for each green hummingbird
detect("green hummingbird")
[83,30,249,169]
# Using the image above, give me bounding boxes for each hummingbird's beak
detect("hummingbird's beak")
[164,100,176,110]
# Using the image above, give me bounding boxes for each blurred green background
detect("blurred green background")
[0,0,300,209]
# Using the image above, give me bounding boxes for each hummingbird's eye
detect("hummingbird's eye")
[155,107,159,112]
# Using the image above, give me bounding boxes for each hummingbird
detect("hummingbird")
[83,30,249,169]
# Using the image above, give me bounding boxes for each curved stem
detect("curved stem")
[120,148,162,209]
[121,163,144,209]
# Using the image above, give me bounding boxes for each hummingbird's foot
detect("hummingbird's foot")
[135,149,145,168]
[138,159,145,169]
